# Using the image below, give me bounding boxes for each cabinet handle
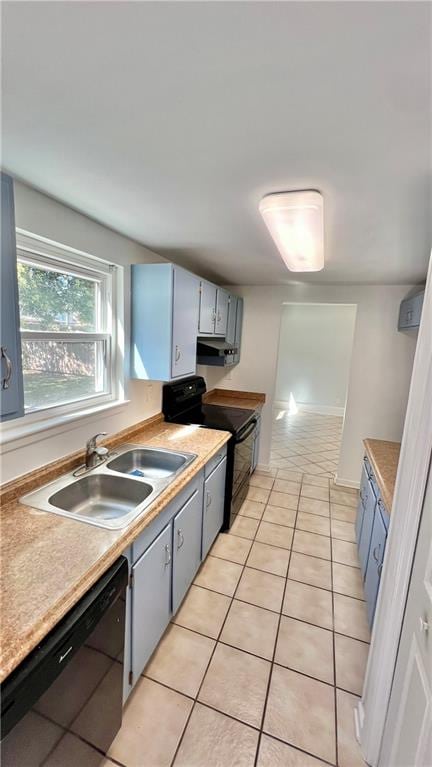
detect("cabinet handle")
[164,544,171,566]
[206,492,212,509]
[175,346,181,363]
[177,529,184,549]
[1,346,12,390]
[217,312,221,323]
[373,544,381,565]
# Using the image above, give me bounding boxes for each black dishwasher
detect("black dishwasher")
[1,555,128,767]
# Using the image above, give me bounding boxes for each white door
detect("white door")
[380,460,432,767]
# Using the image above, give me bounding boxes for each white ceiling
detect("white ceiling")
[2,1,431,285]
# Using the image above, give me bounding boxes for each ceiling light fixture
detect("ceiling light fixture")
[259,190,324,272]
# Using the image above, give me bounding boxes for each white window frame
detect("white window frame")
[0,230,126,444]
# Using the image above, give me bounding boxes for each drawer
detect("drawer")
[204,444,228,478]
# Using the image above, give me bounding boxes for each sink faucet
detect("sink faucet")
[85,433,109,468]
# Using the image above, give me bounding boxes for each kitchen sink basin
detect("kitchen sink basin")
[107,447,191,479]
[20,443,197,530]
[49,474,153,523]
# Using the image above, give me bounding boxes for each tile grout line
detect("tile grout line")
[252,469,306,767]
[167,473,277,767]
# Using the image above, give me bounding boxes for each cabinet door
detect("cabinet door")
[398,292,424,330]
[172,488,203,613]
[198,281,217,334]
[364,506,387,626]
[356,463,369,543]
[252,417,261,473]
[358,477,377,577]
[215,289,229,336]
[1,173,24,421]
[171,267,200,379]
[226,295,237,345]
[202,456,227,559]
[131,524,172,681]
[233,297,243,364]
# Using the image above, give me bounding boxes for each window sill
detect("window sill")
[0,398,130,453]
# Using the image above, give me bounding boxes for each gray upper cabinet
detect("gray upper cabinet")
[215,289,229,336]
[398,290,424,330]
[131,523,172,682]
[131,263,200,382]
[171,267,200,379]
[199,280,217,334]
[199,283,231,337]
[1,172,24,422]
[172,484,203,613]
[226,295,238,345]
[234,297,244,363]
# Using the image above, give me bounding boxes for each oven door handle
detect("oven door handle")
[235,419,258,444]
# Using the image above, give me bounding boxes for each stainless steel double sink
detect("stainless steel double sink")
[20,445,197,530]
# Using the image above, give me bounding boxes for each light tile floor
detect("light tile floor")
[77,411,369,766]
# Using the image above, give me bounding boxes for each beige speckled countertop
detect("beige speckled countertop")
[204,388,265,412]
[0,417,231,682]
[364,438,401,513]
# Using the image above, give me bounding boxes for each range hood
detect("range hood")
[197,340,238,367]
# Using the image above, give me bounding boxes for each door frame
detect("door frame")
[357,253,432,766]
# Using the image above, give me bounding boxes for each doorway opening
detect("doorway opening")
[271,303,357,479]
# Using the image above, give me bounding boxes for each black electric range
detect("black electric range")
[162,376,258,528]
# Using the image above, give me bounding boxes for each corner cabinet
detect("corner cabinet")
[131,263,200,381]
[1,172,24,421]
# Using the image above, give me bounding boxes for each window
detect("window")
[16,232,119,415]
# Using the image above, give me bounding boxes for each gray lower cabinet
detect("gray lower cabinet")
[355,462,370,543]
[125,454,227,702]
[1,172,24,421]
[358,472,377,577]
[364,502,387,626]
[202,455,227,558]
[131,524,172,685]
[356,453,391,628]
[172,484,204,613]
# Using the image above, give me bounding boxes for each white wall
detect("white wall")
[274,303,357,414]
[201,284,417,486]
[0,181,166,482]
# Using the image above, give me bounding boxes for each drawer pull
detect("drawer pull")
[164,544,171,566]
[206,492,212,509]
[177,529,184,549]
[419,616,430,634]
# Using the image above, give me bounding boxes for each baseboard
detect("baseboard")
[256,463,272,473]
[334,474,360,490]
[273,400,345,417]
[298,403,345,417]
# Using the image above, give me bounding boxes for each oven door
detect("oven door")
[231,418,257,523]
